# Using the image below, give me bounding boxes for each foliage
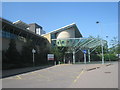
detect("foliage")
[21,39,49,66]
[2,39,21,69]
[90,54,100,61]
[50,46,63,62]
[3,38,50,70]
[99,54,118,61]
[21,39,35,66]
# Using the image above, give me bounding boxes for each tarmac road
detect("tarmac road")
[2,62,118,88]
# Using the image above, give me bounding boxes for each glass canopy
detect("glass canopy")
[51,37,107,53]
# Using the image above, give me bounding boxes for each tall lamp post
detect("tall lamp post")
[96,21,104,64]
[106,36,111,61]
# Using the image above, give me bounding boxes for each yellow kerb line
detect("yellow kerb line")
[73,70,84,83]
[16,75,22,79]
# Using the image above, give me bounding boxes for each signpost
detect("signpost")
[47,54,55,65]
[48,54,54,60]
[82,50,87,64]
[32,49,36,67]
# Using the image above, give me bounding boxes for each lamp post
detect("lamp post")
[32,48,36,67]
[96,21,104,64]
[106,36,110,61]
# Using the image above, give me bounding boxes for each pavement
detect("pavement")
[2,62,118,88]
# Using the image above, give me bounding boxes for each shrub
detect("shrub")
[99,54,118,61]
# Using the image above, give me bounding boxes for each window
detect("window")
[36,28,41,35]
[2,31,17,39]
[51,34,55,39]
[62,41,64,44]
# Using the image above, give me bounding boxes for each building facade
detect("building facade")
[28,23,46,35]
[1,18,49,52]
[42,23,83,63]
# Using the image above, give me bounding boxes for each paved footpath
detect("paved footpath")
[2,62,118,88]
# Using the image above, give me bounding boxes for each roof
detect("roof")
[42,23,82,37]
[29,23,43,28]
[13,20,29,29]
[1,18,46,40]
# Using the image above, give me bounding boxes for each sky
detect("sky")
[2,2,118,47]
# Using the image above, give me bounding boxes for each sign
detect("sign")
[32,49,36,53]
[48,54,54,60]
[82,50,87,54]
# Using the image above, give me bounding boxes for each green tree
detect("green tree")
[109,37,118,54]
[21,39,36,66]
[50,46,64,62]
[4,39,21,69]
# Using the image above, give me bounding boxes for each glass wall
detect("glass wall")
[1,30,26,42]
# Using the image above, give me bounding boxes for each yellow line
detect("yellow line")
[73,70,84,83]
[31,72,35,74]
[16,75,22,79]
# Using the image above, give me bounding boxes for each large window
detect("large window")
[2,31,17,39]
[36,28,41,35]
[51,34,55,39]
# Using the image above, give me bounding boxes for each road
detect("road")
[2,62,118,88]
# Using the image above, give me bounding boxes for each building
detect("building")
[42,23,83,63]
[42,23,82,43]
[1,18,51,69]
[28,23,46,35]
[0,18,49,52]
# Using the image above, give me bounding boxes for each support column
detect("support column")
[63,55,65,64]
[84,53,86,64]
[73,51,75,64]
[54,61,56,65]
[88,49,91,62]
[58,61,61,64]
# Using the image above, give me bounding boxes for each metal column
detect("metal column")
[84,53,86,64]
[73,51,75,64]
[63,55,65,64]
[88,49,91,62]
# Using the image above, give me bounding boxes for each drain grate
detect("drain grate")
[106,64,112,66]
[104,72,111,73]
[87,68,96,71]
[96,67,100,69]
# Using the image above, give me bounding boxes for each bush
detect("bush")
[90,54,100,61]
[99,54,118,61]
[2,39,22,70]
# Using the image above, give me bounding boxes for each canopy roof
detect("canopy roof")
[52,37,107,53]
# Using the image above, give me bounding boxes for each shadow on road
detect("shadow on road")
[2,65,53,78]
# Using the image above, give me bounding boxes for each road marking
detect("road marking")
[31,72,36,74]
[16,75,22,79]
[50,64,72,68]
[73,70,84,83]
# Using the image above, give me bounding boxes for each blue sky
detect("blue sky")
[2,2,118,47]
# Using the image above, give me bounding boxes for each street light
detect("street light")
[32,48,36,67]
[96,21,104,64]
[106,36,111,61]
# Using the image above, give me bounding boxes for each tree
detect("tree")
[21,39,36,66]
[109,37,118,54]
[50,46,63,62]
[21,39,50,66]
[4,39,21,69]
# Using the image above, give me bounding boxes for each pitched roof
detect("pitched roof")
[42,23,82,37]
